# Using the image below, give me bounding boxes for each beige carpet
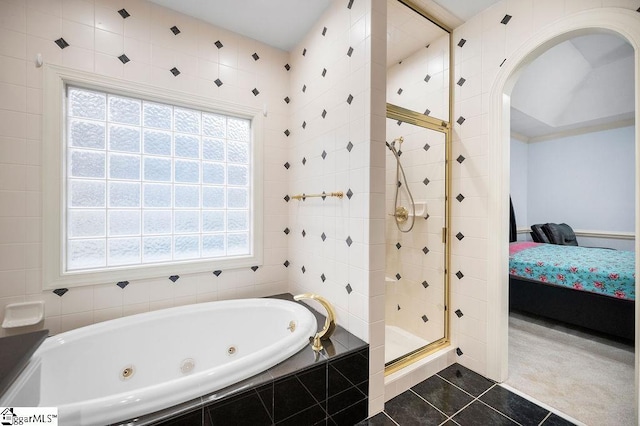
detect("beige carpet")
[506,312,635,426]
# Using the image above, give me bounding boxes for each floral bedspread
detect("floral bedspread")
[509,242,635,301]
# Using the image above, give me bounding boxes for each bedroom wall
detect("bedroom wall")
[527,126,635,233]
[510,136,528,240]
[510,126,635,249]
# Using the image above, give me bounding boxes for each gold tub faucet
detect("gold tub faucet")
[293,293,337,352]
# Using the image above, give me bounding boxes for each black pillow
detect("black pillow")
[530,224,550,243]
[542,223,578,246]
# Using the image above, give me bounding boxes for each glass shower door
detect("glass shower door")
[384,113,448,367]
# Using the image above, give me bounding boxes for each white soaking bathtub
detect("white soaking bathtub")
[0,298,317,425]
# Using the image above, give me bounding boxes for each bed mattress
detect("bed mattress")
[509,242,635,301]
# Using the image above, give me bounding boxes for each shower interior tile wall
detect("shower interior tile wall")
[383,33,449,346]
[387,33,450,119]
[0,0,383,345]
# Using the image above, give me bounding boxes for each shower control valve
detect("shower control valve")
[389,206,409,224]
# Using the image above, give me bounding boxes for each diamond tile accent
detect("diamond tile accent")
[321,232,326,242]
[456,193,465,202]
[252,52,259,61]
[284,260,290,267]
[397,120,402,126]
[346,141,353,152]
[53,288,68,297]
[397,88,403,95]
[456,348,463,356]
[169,275,179,282]
[321,109,327,119]
[425,213,430,220]
[322,68,327,77]
[251,266,259,272]
[285,63,291,71]
[457,155,465,164]
[284,162,290,169]
[213,270,222,276]
[396,242,401,250]
[118,54,130,64]
[214,40,223,49]
[424,109,431,116]
[116,281,129,289]
[346,236,353,247]
[395,273,401,280]
[284,96,290,104]
[347,94,354,104]
[118,8,130,18]
[458,38,466,47]
[54,38,69,49]
[456,271,464,279]
[455,309,464,318]
[423,178,430,186]
[302,48,307,56]
[284,227,290,235]
[422,315,429,323]
[397,305,401,311]
[321,273,326,282]
[424,74,431,83]
[346,188,353,199]
[252,88,259,96]
[302,265,306,274]
[284,129,290,137]
[457,77,466,86]
[302,157,306,165]
[302,229,306,237]
[322,26,327,36]
[422,246,429,254]
[423,143,430,151]
[345,283,352,294]
[321,150,327,160]
[302,121,307,129]
[212,78,222,87]
[170,26,180,35]
[170,67,180,76]
[456,232,465,241]
[302,84,306,92]
[347,46,354,57]
[422,281,429,288]
[457,116,466,125]
[501,14,512,24]
[348,0,354,9]
[284,195,290,202]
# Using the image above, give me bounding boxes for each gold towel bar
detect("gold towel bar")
[291,191,343,201]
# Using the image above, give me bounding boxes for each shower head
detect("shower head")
[386,136,404,151]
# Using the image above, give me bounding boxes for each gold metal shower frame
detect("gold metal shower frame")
[384,0,454,376]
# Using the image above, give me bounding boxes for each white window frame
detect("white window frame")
[42,65,263,290]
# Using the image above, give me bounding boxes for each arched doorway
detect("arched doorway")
[485,6,640,418]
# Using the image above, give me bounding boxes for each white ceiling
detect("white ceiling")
[511,33,635,140]
[148,0,331,51]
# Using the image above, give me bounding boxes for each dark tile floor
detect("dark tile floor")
[358,363,577,426]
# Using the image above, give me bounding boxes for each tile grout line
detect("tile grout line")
[473,387,525,426]
[538,411,552,425]
[409,388,450,418]
[381,410,401,426]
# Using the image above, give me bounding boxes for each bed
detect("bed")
[509,241,635,340]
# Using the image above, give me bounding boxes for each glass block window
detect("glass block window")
[65,86,252,272]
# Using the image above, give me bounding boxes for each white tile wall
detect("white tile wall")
[449,0,640,377]
[0,0,293,338]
